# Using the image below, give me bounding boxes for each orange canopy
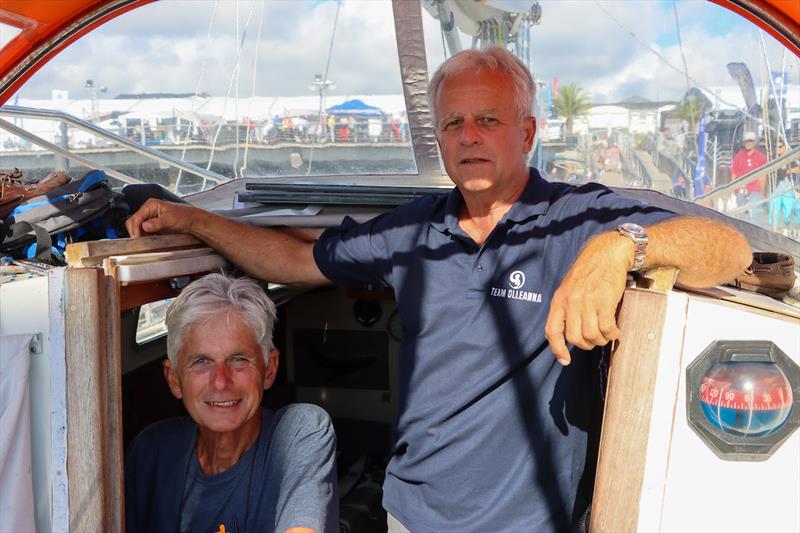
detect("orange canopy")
[0,0,798,105]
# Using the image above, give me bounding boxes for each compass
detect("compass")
[698,362,792,437]
[686,340,800,461]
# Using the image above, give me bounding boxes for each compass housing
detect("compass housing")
[686,340,800,461]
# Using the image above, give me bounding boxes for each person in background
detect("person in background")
[125,273,338,533]
[672,169,688,199]
[770,139,800,224]
[731,131,768,205]
[327,114,336,142]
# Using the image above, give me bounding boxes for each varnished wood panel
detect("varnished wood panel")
[64,269,121,531]
[591,288,668,533]
[66,234,201,266]
[104,274,125,531]
[111,253,226,283]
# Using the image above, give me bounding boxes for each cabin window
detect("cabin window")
[0,22,21,48]
[135,299,171,345]
[8,0,414,194]
[421,1,800,240]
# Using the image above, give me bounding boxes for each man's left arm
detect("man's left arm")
[545,216,752,365]
[275,404,339,533]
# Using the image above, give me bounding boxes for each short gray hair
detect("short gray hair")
[165,273,277,366]
[427,46,536,131]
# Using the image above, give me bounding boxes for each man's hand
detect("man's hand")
[125,197,330,287]
[125,198,199,237]
[544,216,752,365]
[545,232,632,365]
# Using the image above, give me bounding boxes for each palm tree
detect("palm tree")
[673,90,712,159]
[675,95,705,129]
[553,84,591,134]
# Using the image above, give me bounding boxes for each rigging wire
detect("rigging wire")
[231,1,255,178]
[758,32,772,158]
[779,48,792,149]
[206,0,254,176]
[241,0,266,178]
[759,30,789,147]
[591,0,765,124]
[672,0,696,134]
[233,0,242,178]
[306,0,342,176]
[756,31,777,202]
[175,0,219,189]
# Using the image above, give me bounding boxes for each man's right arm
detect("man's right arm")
[125,199,331,287]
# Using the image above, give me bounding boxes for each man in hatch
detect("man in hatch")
[126,47,751,531]
[125,273,338,532]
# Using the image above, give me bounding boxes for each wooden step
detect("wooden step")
[65,234,203,267]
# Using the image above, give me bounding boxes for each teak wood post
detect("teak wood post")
[105,271,125,529]
[65,268,124,531]
[590,288,668,533]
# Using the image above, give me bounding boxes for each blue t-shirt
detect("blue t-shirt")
[313,169,675,532]
[125,404,339,533]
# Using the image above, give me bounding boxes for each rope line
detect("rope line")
[176,0,219,189]
[241,0,265,179]
[206,0,254,177]
[591,0,773,122]
[306,0,342,176]
[672,0,696,134]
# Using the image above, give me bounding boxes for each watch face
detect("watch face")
[620,222,646,238]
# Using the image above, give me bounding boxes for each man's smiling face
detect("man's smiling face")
[434,68,535,198]
[164,310,277,437]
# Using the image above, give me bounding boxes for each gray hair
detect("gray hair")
[427,46,536,131]
[165,273,277,366]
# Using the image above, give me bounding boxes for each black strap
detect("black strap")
[0,217,11,246]
[10,221,53,262]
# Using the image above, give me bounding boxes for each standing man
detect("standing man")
[126,47,751,532]
[731,131,768,203]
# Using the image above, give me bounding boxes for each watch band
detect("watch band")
[616,223,648,271]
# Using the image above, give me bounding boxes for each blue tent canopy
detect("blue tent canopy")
[327,99,384,116]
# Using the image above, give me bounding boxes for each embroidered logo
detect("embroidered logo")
[508,270,526,289]
[489,270,542,304]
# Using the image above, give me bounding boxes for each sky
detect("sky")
[9,0,800,107]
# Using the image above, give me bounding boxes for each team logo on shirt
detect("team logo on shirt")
[488,270,542,303]
[508,270,526,289]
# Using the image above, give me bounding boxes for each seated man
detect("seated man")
[125,273,338,533]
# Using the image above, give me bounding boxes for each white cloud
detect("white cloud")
[15,0,403,100]
[11,0,799,111]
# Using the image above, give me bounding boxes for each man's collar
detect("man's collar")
[504,168,552,224]
[430,168,552,234]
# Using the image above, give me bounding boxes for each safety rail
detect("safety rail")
[0,117,142,185]
[696,145,800,204]
[624,148,656,189]
[0,105,227,185]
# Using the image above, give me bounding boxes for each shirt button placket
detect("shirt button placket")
[472,262,488,287]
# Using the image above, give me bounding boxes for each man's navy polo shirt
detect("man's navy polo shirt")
[313,169,675,532]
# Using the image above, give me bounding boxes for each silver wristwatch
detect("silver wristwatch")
[616,223,648,271]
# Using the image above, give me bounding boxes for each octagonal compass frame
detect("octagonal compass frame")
[686,340,800,461]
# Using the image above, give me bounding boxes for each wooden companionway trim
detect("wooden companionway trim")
[62,234,229,530]
[591,288,669,532]
[64,268,123,531]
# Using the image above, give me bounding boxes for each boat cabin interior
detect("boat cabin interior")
[1,1,799,532]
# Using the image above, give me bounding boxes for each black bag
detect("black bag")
[0,170,129,264]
